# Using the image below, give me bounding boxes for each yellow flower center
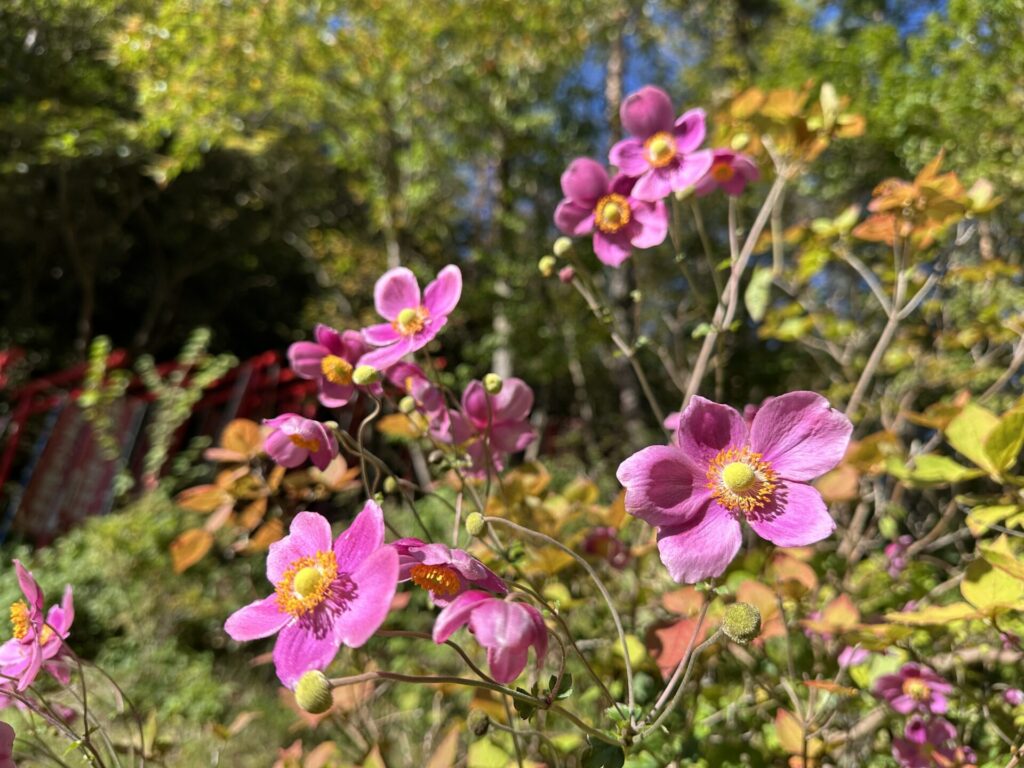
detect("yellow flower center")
[706,447,777,515]
[644,131,677,168]
[903,678,931,701]
[711,161,736,183]
[392,306,429,336]
[288,434,322,453]
[276,551,339,617]
[594,193,631,234]
[10,601,29,640]
[409,564,461,598]
[320,354,353,386]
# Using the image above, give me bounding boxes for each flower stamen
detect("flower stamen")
[392,306,430,337]
[903,678,931,701]
[706,447,777,515]
[320,355,354,386]
[644,131,677,168]
[289,434,322,453]
[711,161,735,183]
[409,564,461,598]
[276,551,339,617]
[594,193,632,234]
[9,601,29,640]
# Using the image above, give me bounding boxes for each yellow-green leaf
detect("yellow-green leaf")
[884,602,980,625]
[945,403,1000,475]
[980,535,1024,581]
[961,559,1024,613]
[984,407,1024,474]
[775,709,804,755]
[966,505,1020,536]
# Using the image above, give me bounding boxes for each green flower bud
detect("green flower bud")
[467,709,490,737]
[722,602,762,644]
[552,237,573,257]
[465,512,485,537]
[383,476,398,494]
[398,395,417,414]
[294,670,333,714]
[352,365,380,386]
[483,373,503,394]
[538,255,557,277]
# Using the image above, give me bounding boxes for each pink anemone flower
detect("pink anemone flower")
[385,363,450,437]
[616,392,852,583]
[893,717,975,768]
[393,539,507,606]
[875,663,953,715]
[554,158,668,267]
[694,149,760,197]
[287,325,375,408]
[224,503,399,686]
[360,266,462,370]
[608,85,713,202]
[445,377,536,476]
[0,562,74,692]
[0,720,13,768]
[263,414,338,471]
[432,592,547,684]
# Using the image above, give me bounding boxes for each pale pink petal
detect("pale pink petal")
[469,600,532,650]
[423,265,462,319]
[747,480,835,547]
[333,500,386,570]
[358,336,416,370]
[266,511,334,583]
[487,643,530,684]
[524,603,548,663]
[676,395,748,467]
[609,138,649,176]
[554,200,596,236]
[309,431,338,470]
[620,85,675,138]
[336,545,399,647]
[14,561,42,614]
[593,230,632,267]
[225,594,289,641]
[362,322,401,346]
[673,108,707,154]
[287,341,327,379]
[656,504,743,583]
[560,157,609,206]
[669,150,714,192]
[319,381,356,409]
[630,166,674,202]
[616,445,712,527]
[749,391,852,481]
[338,329,367,360]
[493,378,533,420]
[272,622,342,687]
[629,200,668,249]
[374,267,421,321]
[432,590,490,644]
[461,380,490,425]
[15,642,42,690]
[491,422,535,453]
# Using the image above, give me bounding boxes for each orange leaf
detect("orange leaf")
[775,709,804,754]
[246,519,284,552]
[221,418,263,456]
[175,485,232,513]
[170,529,214,573]
[814,464,859,503]
[648,617,711,679]
[662,587,704,617]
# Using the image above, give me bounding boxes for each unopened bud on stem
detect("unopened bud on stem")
[294,670,333,714]
[722,602,761,644]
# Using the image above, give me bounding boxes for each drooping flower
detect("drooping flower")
[616,392,852,583]
[608,85,713,202]
[224,503,399,686]
[263,414,339,471]
[432,592,547,684]
[385,362,450,437]
[554,158,668,267]
[394,539,507,606]
[0,720,14,768]
[444,378,536,476]
[0,562,74,692]
[892,717,975,768]
[885,535,914,578]
[582,527,630,569]
[287,325,375,408]
[875,663,953,715]
[360,266,463,370]
[694,149,760,197]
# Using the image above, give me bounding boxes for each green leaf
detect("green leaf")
[744,266,774,322]
[513,688,536,720]
[581,741,625,768]
[980,535,1024,580]
[961,559,1024,613]
[907,454,987,484]
[966,505,1020,536]
[548,673,574,701]
[945,403,1000,475]
[983,407,1024,474]
[885,602,980,625]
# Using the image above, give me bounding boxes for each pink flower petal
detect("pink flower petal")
[225,594,289,641]
[629,199,668,249]
[609,138,650,176]
[492,377,533,420]
[656,503,743,583]
[491,422,535,453]
[432,590,490,644]
[333,501,386,571]
[487,643,530,684]
[469,599,532,650]
[423,265,462,319]
[264,430,306,467]
[336,544,399,647]
[374,267,421,321]
[749,391,852,481]
[319,381,356,409]
[314,324,346,353]
[14,561,43,614]
[560,157,609,206]
[593,230,632,267]
[617,445,712,527]
[747,480,835,547]
[554,200,596,236]
[272,621,342,687]
[524,603,548,663]
[669,149,714,192]
[673,108,707,154]
[287,341,328,379]
[309,432,338,470]
[362,322,402,348]
[676,396,748,467]
[620,85,675,138]
[630,167,673,202]
[266,512,334,584]
[358,336,416,370]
